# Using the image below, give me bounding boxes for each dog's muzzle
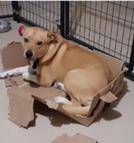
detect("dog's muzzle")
[25,50,33,59]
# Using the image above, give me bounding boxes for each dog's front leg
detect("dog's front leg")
[22,72,54,86]
[0,65,29,79]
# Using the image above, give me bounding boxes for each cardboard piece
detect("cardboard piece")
[100,91,118,103]
[51,133,97,143]
[1,42,28,71]
[1,42,125,127]
[5,76,24,87]
[8,86,34,127]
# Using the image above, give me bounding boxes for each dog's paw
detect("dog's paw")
[53,82,65,91]
[0,72,7,79]
[22,72,34,80]
[45,99,58,109]
[55,96,72,105]
[22,72,30,80]
[22,72,38,84]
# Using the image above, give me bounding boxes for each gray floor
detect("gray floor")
[0,20,134,143]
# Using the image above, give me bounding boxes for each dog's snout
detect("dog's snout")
[25,50,33,59]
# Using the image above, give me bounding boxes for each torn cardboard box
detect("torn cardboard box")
[1,42,125,127]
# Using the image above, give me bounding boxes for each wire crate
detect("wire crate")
[69,1,134,64]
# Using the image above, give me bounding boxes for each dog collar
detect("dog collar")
[32,59,40,69]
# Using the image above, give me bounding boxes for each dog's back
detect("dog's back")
[54,40,112,84]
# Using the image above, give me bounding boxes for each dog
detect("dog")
[1,26,113,116]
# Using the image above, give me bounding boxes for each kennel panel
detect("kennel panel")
[17,1,60,32]
[69,1,134,63]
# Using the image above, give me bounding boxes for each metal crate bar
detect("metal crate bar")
[17,1,60,32]
[0,1,13,19]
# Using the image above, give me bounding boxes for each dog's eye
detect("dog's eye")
[24,38,29,43]
[37,41,42,45]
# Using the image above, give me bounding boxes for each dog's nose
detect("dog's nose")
[25,50,33,59]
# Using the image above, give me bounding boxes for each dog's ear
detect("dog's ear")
[18,25,25,36]
[41,36,64,63]
[41,45,59,63]
[47,32,57,43]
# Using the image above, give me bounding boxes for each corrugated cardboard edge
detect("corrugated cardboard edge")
[98,72,124,101]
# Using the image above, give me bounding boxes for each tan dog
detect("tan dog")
[19,26,112,116]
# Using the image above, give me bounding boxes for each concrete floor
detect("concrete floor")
[0,20,134,143]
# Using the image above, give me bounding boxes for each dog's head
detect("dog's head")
[18,26,60,63]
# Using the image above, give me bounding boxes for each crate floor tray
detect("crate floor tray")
[1,42,124,127]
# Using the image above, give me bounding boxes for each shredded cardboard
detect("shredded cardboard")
[8,87,34,127]
[1,42,28,71]
[51,133,97,143]
[100,92,118,103]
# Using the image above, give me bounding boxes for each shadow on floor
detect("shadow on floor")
[32,100,76,127]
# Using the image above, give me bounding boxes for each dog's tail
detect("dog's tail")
[55,96,100,116]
